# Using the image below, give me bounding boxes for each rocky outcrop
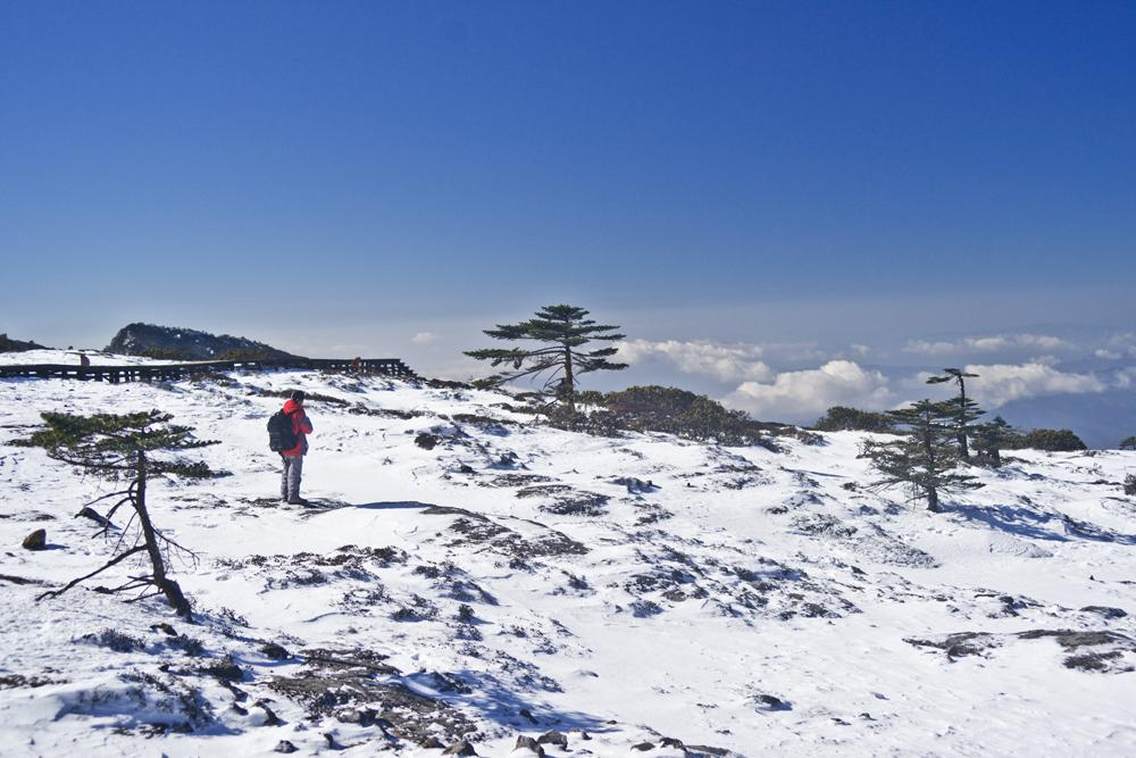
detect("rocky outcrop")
[22,529,46,551]
[105,323,295,360]
[0,333,47,352]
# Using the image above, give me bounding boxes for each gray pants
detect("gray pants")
[280,455,303,501]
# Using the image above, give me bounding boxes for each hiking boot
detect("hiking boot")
[287,497,309,506]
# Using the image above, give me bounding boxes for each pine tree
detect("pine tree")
[464,304,628,413]
[926,368,982,459]
[15,410,218,619]
[861,399,983,512]
[972,415,1018,467]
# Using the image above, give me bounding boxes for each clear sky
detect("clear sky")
[2,1,1135,443]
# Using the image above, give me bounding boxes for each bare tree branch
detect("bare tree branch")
[36,546,147,602]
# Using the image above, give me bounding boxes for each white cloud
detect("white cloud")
[962,362,1106,407]
[1096,349,1123,360]
[617,339,774,383]
[1112,367,1136,389]
[411,332,438,345]
[904,333,1069,355]
[726,360,893,420]
[1101,333,1136,358]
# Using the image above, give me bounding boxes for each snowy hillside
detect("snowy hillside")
[1,352,1134,757]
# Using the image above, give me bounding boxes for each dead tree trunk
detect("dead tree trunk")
[957,378,970,460]
[134,451,193,618]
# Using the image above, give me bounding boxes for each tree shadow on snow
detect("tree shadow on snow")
[353,500,437,511]
[951,504,1136,545]
[950,504,1067,542]
[409,669,615,733]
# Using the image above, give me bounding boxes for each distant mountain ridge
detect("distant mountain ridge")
[105,323,297,361]
[0,333,48,352]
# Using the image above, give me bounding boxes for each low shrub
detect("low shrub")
[1019,428,1087,452]
[813,406,896,433]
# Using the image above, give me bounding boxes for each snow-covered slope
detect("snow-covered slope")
[1,352,1134,757]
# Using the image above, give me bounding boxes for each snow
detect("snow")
[0,349,197,366]
[1,349,1134,756]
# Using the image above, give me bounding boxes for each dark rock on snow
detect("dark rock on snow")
[0,333,47,352]
[106,322,295,360]
[514,735,546,755]
[538,730,569,748]
[22,529,46,551]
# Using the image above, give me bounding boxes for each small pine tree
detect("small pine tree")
[1118,435,1136,451]
[464,304,628,413]
[15,410,218,618]
[972,415,1018,467]
[861,399,983,512]
[926,368,983,459]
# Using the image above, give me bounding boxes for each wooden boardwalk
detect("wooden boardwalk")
[0,357,417,384]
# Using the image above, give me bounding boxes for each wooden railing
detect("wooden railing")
[0,357,417,384]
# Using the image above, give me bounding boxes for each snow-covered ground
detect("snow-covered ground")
[0,349,197,366]
[1,350,1134,757]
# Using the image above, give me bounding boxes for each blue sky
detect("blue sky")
[2,2,1135,443]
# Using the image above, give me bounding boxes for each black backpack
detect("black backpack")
[267,411,298,452]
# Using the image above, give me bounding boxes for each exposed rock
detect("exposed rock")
[106,322,294,360]
[0,333,47,352]
[753,693,792,711]
[443,740,478,755]
[612,476,658,493]
[256,700,283,726]
[631,742,656,751]
[1081,605,1127,619]
[514,735,546,755]
[200,659,245,682]
[261,642,292,659]
[22,529,46,551]
[416,433,440,450]
[274,739,298,753]
[75,506,113,527]
[538,730,569,748]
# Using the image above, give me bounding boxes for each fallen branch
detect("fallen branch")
[36,545,146,603]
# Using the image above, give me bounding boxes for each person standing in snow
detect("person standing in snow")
[279,390,314,505]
